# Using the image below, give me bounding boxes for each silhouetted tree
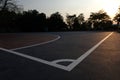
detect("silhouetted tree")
[37,13,47,31]
[114,7,120,31]
[66,14,76,30]
[0,0,19,12]
[77,13,86,30]
[88,10,111,30]
[0,0,23,32]
[48,12,67,31]
[66,13,85,31]
[78,13,85,24]
[0,10,18,32]
[73,17,80,30]
[16,10,47,32]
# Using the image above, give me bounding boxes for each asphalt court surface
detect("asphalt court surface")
[0,33,57,49]
[0,31,120,80]
[15,32,112,60]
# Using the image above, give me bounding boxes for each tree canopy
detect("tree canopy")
[1,1,120,32]
[88,10,112,30]
[48,12,67,31]
[114,7,120,24]
[0,0,20,12]
[89,10,110,22]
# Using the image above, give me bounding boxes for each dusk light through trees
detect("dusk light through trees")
[0,0,120,32]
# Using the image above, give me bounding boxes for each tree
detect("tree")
[37,13,47,31]
[66,14,76,30]
[16,10,47,32]
[72,17,80,30]
[48,12,67,31]
[66,13,85,31]
[0,0,19,12]
[114,7,120,27]
[77,13,85,30]
[78,13,85,25]
[0,10,18,32]
[88,10,111,30]
[89,10,110,22]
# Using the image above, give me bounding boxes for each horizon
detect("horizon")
[19,0,120,19]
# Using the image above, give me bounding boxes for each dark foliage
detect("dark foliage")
[114,7,120,31]
[0,8,118,32]
[47,12,68,31]
[0,10,17,32]
[0,10,48,32]
[0,10,68,32]
[88,10,114,31]
[16,10,47,32]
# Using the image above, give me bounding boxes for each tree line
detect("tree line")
[0,0,120,32]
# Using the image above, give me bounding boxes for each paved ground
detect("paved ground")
[0,31,120,80]
[0,33,57,49]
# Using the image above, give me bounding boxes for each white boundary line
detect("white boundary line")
[0,32,113,72]
[0,47,70,71]
[11,35,61,50]
[66,32,113,71]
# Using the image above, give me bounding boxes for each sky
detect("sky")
[19,0,120,19]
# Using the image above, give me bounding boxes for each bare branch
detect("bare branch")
[0,0,20,12]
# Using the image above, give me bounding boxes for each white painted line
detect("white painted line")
[0,47,70,71]
[67,32,113,71]
[51,59,75,64]
[0,32,113,72]
[11,35,61,50]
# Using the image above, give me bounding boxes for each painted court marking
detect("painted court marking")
[11,35,61,50]
[0,32,113,71]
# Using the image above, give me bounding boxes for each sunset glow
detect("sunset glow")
[20,0,120,19]
[100,0,119,18]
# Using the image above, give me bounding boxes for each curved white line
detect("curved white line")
[0,47,70,71]
[1,32,113,72]
[51,59,75,64]
[11,34,61,50]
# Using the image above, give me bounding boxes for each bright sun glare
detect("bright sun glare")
[101,0,119,19]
